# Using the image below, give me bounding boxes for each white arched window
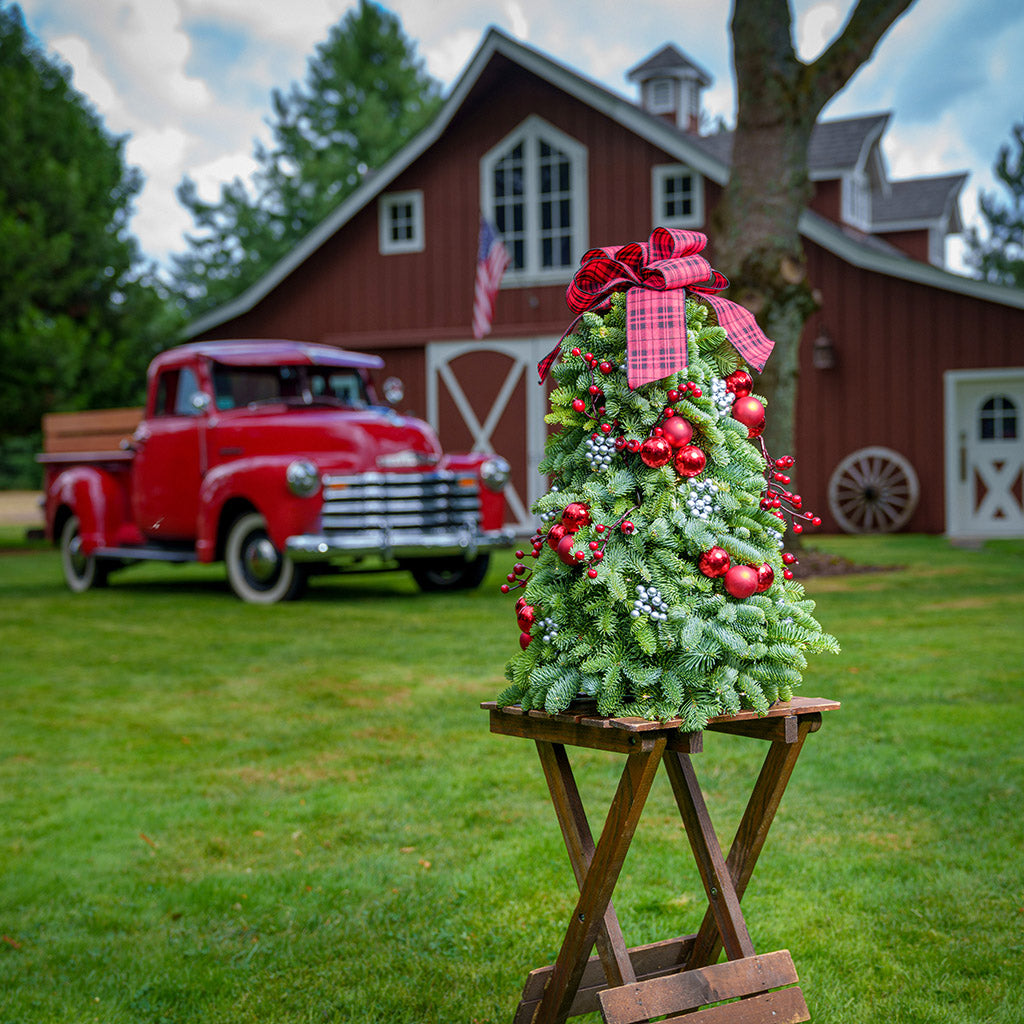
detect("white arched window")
[480,116,588,286]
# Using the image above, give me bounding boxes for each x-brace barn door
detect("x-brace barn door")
[427,337,555,534]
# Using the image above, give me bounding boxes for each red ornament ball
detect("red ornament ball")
[639,436,673,468]
[674,444,706,478]
[732,396,766,438]
[724,564,759,599]
[562,502,591,532]
[698,546,731,578]
[519,632,533,650]
[547,523,568,550]
[660,416,694,449]
[725,370,754,397]
[556,534,578,566]
[755,563,775,593]
[516,604,536,632]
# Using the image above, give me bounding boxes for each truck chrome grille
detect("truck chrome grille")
[320,470,480,534]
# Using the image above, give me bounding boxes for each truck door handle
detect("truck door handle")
[958,430,967,483]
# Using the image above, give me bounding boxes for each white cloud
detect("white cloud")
[795,2,844,61]
[504,0,529,40]
[50,34,120,113]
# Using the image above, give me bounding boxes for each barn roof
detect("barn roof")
[186,27,1024,338]
[872,173,968,231]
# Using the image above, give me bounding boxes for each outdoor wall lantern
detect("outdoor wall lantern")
[812,329,837,370]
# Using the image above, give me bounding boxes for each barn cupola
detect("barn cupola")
[627,44,712,133]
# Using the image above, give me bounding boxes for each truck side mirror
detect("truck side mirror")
[382,376,404,405]
[191,392,212,414]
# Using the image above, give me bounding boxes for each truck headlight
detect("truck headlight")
[480,456,510,492]
[286,459,320,498]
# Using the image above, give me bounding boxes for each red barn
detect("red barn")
[187,29,1024,542]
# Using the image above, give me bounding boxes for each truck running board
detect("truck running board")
[95,546,198,563]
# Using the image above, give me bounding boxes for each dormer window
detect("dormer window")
[652,164,704,228]
[481,116,588,285]
[843,173,871,230]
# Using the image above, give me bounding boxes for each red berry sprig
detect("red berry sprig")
[755,441,822,536]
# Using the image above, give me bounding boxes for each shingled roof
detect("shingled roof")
[872,173,968,229]
[626,44,712,85]
[689,112,891,176]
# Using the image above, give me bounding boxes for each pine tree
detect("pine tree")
[966,120,1024,289]
[173,0,442,315]
[498,291,838,728]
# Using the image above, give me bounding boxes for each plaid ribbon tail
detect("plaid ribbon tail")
[699,293,774,373]
[626,289,689,388]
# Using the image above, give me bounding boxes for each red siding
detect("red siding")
[877,229,931,263]
[800,241,1024,532]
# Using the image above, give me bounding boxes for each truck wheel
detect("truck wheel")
[59,515,109,593]
[225,512,306,603]
[408,554,490,592]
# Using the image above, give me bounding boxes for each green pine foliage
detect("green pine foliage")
[499,293,838,727]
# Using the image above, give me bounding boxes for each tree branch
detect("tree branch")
[806,0,915,113]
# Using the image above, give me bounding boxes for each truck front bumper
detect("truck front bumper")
[285,525,514,563]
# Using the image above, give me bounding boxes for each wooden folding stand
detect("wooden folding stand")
[481,696,839,1024]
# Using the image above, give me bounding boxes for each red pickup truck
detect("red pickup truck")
[38,340,512,602]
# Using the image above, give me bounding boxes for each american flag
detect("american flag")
[472,216,510,339]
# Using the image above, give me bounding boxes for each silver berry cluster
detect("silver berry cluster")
[631,584,669,622]
[685,479,719,521]
[767,525,785,550]
[711,377,735,416]
[539,616,560,642]
[585,432,616,472]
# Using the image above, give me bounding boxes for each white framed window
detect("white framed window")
[378,190,424,254]
[652,164,703,228]
[480,116,588,286]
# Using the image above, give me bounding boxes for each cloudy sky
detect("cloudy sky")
[16,0,1024,275]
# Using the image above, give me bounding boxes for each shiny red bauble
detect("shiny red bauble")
[519,632,533,650]
[755,563,775,593]
[556,534,578,566]
[723,564,759,599]
[516,603,536,632]
[731,396,766,438]
[674,444,706,477]
[561,502,591,532]
[725,370,754,397]
[547,523,568,550]
[660,416,694,448]
[639,436,673,468]
[698,546,731,578]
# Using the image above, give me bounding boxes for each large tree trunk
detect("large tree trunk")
[712,0,915,465]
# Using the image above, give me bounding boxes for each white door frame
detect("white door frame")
[944,367,1024,539]
[427,337,555,534]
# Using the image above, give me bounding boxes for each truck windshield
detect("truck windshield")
[212,365,369,410]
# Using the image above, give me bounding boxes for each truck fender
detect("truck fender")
[197,457,321,561]
[47,466,129,554]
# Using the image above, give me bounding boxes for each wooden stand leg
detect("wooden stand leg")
[663,750,755,962]
[535,741,636,988]
[531,735,667,1024]
[687,717,817,969]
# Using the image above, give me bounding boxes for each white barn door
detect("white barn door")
[427,337,555,535]
[945,368,1024,539]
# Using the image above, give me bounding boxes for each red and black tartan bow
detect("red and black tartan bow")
[538,227,774,389]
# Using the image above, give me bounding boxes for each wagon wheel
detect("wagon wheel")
[827,447,920,534]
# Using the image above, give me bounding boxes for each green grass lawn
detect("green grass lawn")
[1,533,1022,1023]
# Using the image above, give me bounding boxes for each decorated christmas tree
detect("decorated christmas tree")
[497,229,839,728]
